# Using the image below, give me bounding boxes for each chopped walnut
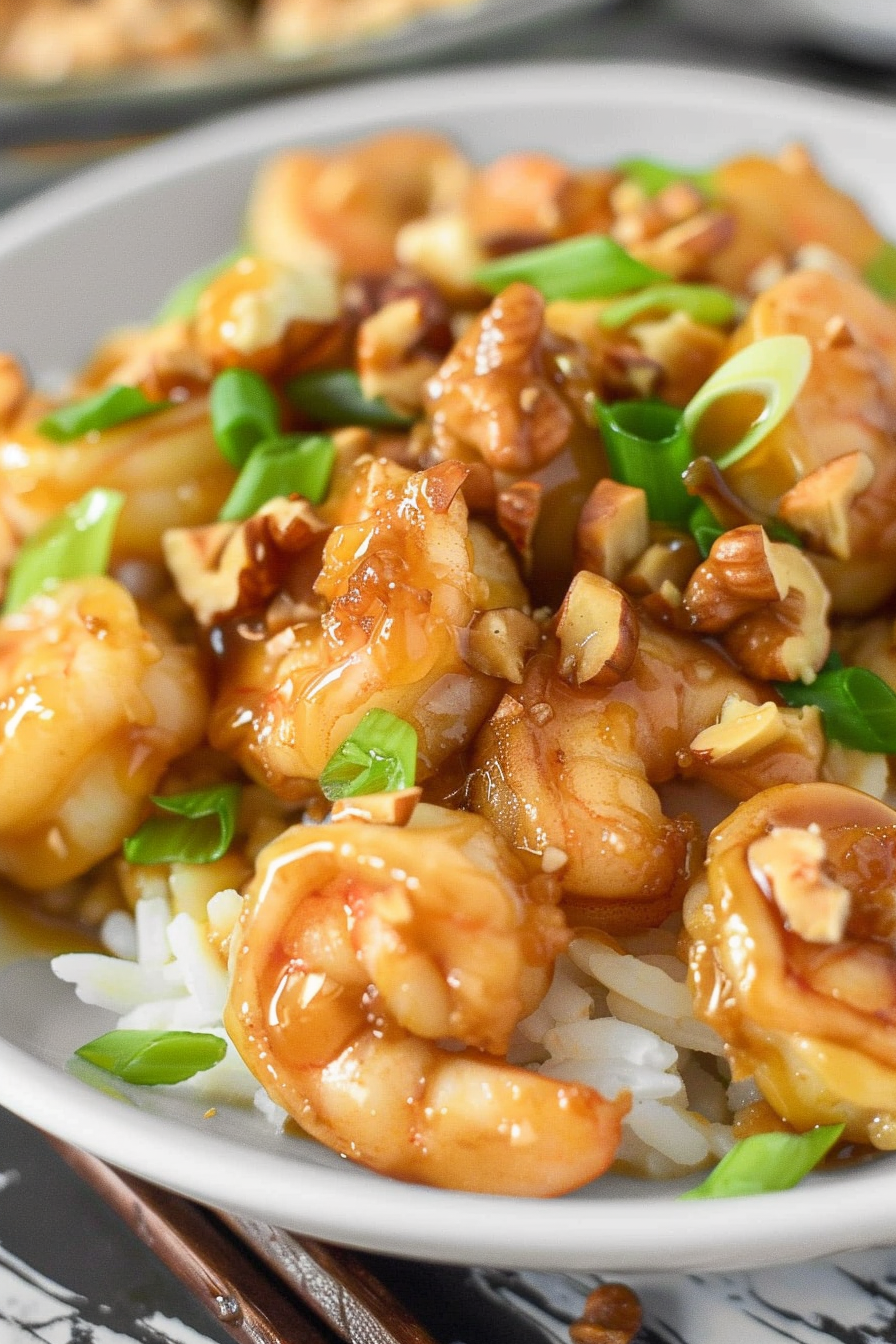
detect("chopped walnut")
[77,321,214,402]
[748,826,851,944]
[630,311,728,406]
[778,452,875,561]
[555,571,639,687]
[395,211,487,304]
[689,697,786,766]
[623,530,700,597]
[683,525,831,683]
[568,1283,643,1344]
[356,296,439,413]
[425,283,573,472]
[163,496,327,626]
[461,607,540,683]
[627,210,736,280]
[467,154,615,251]
[822,742,889,800]
[330,787,422,826]
[576,479,649,584]
[496,480,542,569]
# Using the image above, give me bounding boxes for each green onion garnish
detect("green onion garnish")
[473,236,669,303]
[864,241,896,302]
[320,709,418,802]
[210,368,281,468]
[3,487,125,615]
[776,665,896,753]
[599,283,738,331]
[38,385,170,443]
[219,434,335,521]
[596,399,693,525]
[682,334,812,471]
[680,1124,844,1200]
[75,1030,227,1086]
[156,249,245,322]
[286,369,415,430]
[616,157,716,199]
[123,784,241,866]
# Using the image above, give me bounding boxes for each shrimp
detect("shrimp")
[0,397,235,563]
[0,577,208,889]
[687,782,896,1149]
[210,459,518,798]
[469,608,824,932]
[246,132,471,278]
[224,806,628,1194]
[464,153,615,253]
[708,146,885,294]
[711,270,896,612]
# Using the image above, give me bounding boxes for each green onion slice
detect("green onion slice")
[776,665,896,751]
[680,1124,844,1200]
[123,784,241,866]
[599,283,739,331]
[38,385,170,443]
[864,241,896,302]
[616,157,716,199]
[75,1029,227,1086]
[219,434,335,521]
[596,399,693,525]
[3,487,125,615]
[473,236,669,303]
[682,334,812,471]
[286,369,415,430]
[210,368,281,468]
[156,249,245,322]
[320,709,418,802]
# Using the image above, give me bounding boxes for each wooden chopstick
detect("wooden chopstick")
[49,1137,437,1344]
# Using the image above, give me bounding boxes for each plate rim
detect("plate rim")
[4,59,896,1272]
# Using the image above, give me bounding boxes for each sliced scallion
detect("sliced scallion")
[286,369,415,430]
[123,784,241,866]
[616,157,716,199]
[599,283,739,331]
[320,709,418,802]
[219,433,335,521]
[776,665,896,751]
[75,1029,227,1086]
[3,487,125,615]
[38,385,170,443]
[156,249,245,322]
[596,399,693,525]
[680,1124,844,1200]
[682,334,812,471]
[210,368,281,468]
[864,240,896,302]
[473,236,669,303]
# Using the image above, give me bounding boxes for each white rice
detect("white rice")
[54,895,737,1178]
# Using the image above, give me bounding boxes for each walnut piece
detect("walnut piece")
[163,496,327,626]
[683,525,830,683]
[689,696,786,766]
[624,530,700,596]
[330,787,422,826]
[568,1283,643,1344]
[822,742,889,800]
[395,211,486,303]
[461,607,540,683]
[496,480,542,568]
[424,282,573,473]
[575,479,649,584]
[356,296,438,412]
[748,826,851,945]
[555,571,639,687]
[778,451,875,560]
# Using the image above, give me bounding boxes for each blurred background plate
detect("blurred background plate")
[0,0,612,140]
[671,0,896,67]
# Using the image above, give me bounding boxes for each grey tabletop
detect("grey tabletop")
[4,3,896,1340]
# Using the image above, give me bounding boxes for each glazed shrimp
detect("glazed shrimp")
[0,397,235,563]
[710,270,896,612]
[224,806,628,1194]
[464,153,615,252]
[210,460,517,798]
[0,577,208,889]
[469,600,824,932]
[246,132,471,278]
[687,783,896,1149]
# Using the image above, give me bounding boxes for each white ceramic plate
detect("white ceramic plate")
[671,0,896,67]
[2,63,896,1274]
